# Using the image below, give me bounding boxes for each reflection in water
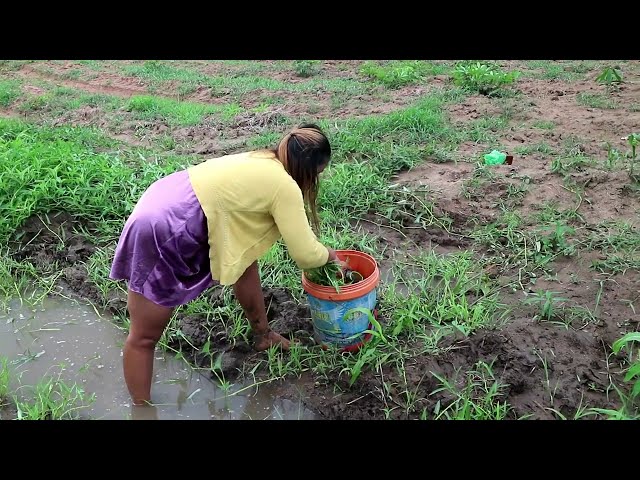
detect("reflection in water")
[0,294,316,420]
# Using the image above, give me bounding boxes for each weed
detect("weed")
[14,365,96,420]
[587,221,640,274]
[534,221,576,259]
[462,162,497,200]
[627,133,639,182]
[382,251,504,338]
[514,143,555,156]
[526,61,598,81]
[0,357,9,401]
[0,80,21,107]
[577,93,618,110]
[360,61,442,89]
[126,95,223,126]
[451,62,520,96]
[293,60,320,78]
[612,332,640,399]
[430,360,512,419]
[605,142,622,170]
[524,290,568,322]
[534,349,559,404]
[0,118,185,243]
[533,120,555,130]
[550,154,594,176]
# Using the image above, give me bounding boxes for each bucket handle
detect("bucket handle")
[343,307,387,344]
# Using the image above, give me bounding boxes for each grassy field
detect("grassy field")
[1,59,639,420]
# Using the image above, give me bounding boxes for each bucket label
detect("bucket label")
[307,290,377,347]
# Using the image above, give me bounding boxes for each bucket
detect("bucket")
[302,250,380,352]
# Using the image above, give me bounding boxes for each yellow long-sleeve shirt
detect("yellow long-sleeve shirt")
[187,149,329,285]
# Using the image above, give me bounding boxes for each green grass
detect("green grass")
[17,87,122,115]
[464,116,509,144]
[14,366,96,420]
[550,153,596,176]
[126,95,238,126]
[0,60,31,72]
[293,60,321,78]
[514,142,555,156]
[124,60,205,84]
[533,120,556,130]
[469,210,575,273]
[0,80,21,107]
[0,357,9,401]
[430,361,512,419]
[312,94,460,222]
[360,61,446,88]
[525,61,600,81]
[0,118,188,243]
[122,60,373,98]
[588,221,640,274]
[577,93,618,110]
[0,358,96,420]
[380,251,505,338]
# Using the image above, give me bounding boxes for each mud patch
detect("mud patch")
[275,309,628,420]
[394,161,514,229]
[12,211,95,268]
[52,105,110,129]
[170,287,315,382]
[0,403,18,420]
[8,211,126,313]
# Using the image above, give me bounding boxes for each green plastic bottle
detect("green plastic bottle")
[483,150,507,165]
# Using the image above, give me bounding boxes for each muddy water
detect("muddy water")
[0,294,316,420]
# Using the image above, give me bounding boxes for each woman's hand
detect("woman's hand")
[327,247,349,270]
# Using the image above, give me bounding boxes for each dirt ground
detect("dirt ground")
[5,60,639,419]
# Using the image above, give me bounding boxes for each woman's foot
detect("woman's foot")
[253,329,291,351]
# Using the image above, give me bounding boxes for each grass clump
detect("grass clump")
[451,62,520,96]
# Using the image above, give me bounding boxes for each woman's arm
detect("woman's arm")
[270,179,331,269]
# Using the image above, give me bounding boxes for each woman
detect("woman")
[110,123,341,405]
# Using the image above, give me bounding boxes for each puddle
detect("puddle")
[0,294,316,420]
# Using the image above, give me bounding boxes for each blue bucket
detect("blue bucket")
[302,250,380,351]
[307,289,377,349]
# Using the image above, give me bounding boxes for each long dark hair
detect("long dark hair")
[273,123,331,233]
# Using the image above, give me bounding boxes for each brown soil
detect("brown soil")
[0,403,18,420]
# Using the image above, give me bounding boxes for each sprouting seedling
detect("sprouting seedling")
[524,290,568,322]
[612,332,640,399]
[596,67,623,86]
[627,133,639,181]
[605,142,622,170]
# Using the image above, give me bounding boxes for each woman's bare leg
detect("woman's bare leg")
[123,290,174,405]
[233,261,291,351]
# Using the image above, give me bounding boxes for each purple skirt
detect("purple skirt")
[109,170,215,307]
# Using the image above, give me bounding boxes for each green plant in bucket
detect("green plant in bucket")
[304,261,364,292]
